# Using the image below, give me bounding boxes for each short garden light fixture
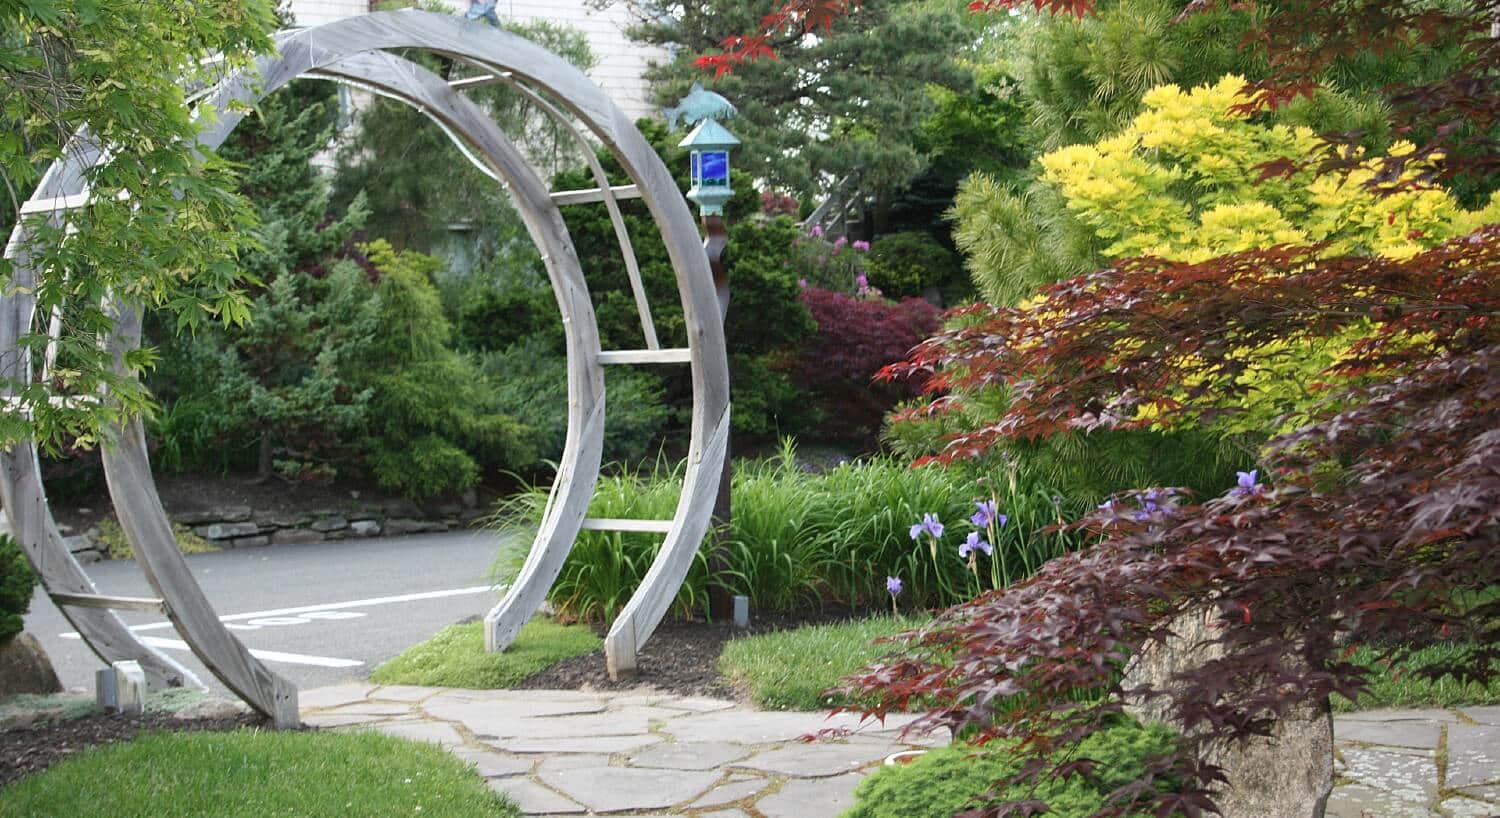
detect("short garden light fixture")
[680,117,740,218]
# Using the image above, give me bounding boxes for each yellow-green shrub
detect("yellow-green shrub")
[1037,76,1499,265]
[958,75,1500,437]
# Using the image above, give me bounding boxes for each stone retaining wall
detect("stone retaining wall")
[54,499,488,562]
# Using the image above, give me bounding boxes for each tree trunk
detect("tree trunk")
[254,433,274,483]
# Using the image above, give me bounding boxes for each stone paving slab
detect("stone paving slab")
[1335,719,1443,749]
[536,766,722,812]
[1442,796,1500,817]
[688,776,770,808]
[1460,706,1500,727]
[757,772,866,818]
[488,777,586,814]
[451,746,533,777]
[730,740,895,778]
[631,740,752,771]
[301,685,1498,817]
[1448,725,1500,788]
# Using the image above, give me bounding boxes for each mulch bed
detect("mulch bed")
[0,710,270,787]
[519,608,864,698]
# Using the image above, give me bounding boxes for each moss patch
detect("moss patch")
[96,518,217,561]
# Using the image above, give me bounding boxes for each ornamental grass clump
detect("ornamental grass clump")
[494,441,1085,623]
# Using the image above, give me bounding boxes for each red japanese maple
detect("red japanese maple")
[844,231,1500,816]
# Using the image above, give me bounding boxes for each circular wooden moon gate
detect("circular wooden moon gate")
[0,10,729,728]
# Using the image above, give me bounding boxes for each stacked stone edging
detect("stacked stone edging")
[53,497,488,561]
[181,500,488,549]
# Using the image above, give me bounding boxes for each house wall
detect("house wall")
[284,0,670,122]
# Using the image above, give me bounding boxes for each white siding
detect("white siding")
[285,0,669,121]
[496,0,667,122]
[288,0,371,27]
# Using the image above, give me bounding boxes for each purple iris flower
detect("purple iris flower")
[811,224,824,237]
[909,513,944,540]
[855,273,870,290]
[971,499,996,527]
[959,531,993,558]
[886,576,903,596]
[1234,470,1262,497]
[798,278,808,289]
[853,239,870,251]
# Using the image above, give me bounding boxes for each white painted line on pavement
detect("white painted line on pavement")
[59,584,497,637]
[135,635,364,668]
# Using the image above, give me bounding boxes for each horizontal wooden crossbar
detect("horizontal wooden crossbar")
[18,188,131,215]
[581,518,674,534]
[550,185,642,206]
[598,348,692,365]
[448,73,510,90]
[51,592,167,614]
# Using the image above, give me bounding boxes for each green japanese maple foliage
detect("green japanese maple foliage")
[1,0,278,451]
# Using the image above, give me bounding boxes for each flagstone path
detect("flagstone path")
[1328,706,1499,818]
[300,685,1498,817]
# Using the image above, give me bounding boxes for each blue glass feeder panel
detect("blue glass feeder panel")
[700,151,729,185]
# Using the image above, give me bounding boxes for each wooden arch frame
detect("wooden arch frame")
[0,10,729,727]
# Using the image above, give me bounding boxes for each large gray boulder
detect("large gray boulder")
[1123,607,1334,818]
[0,632,63,699]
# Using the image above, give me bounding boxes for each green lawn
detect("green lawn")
[0,729,519,818]
[1334,642,1500,712]
[718,615,926,710]
[371,618,600,688]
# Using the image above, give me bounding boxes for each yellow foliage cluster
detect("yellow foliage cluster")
[1030,76,1499,437]
[1037,76,1500,265]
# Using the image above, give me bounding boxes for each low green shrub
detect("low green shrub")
[0,729,521,818]
[862,231,963,298]
[842,721,1180,818]
[0,534,35,645]
[718,615,926,710]
[496,441,1085,623]
[370,619,600,688]
[484,335,670,471]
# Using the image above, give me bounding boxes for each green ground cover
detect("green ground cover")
[0,730,519,818]
[370,618,599,688]
[718,616,926,710]
[841,721,1178,818]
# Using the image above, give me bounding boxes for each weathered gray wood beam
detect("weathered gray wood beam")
[598,348,692,365]
[550,185,641,206]
[51,592,168,614]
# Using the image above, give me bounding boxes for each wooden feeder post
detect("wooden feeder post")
[679,114,740,621]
